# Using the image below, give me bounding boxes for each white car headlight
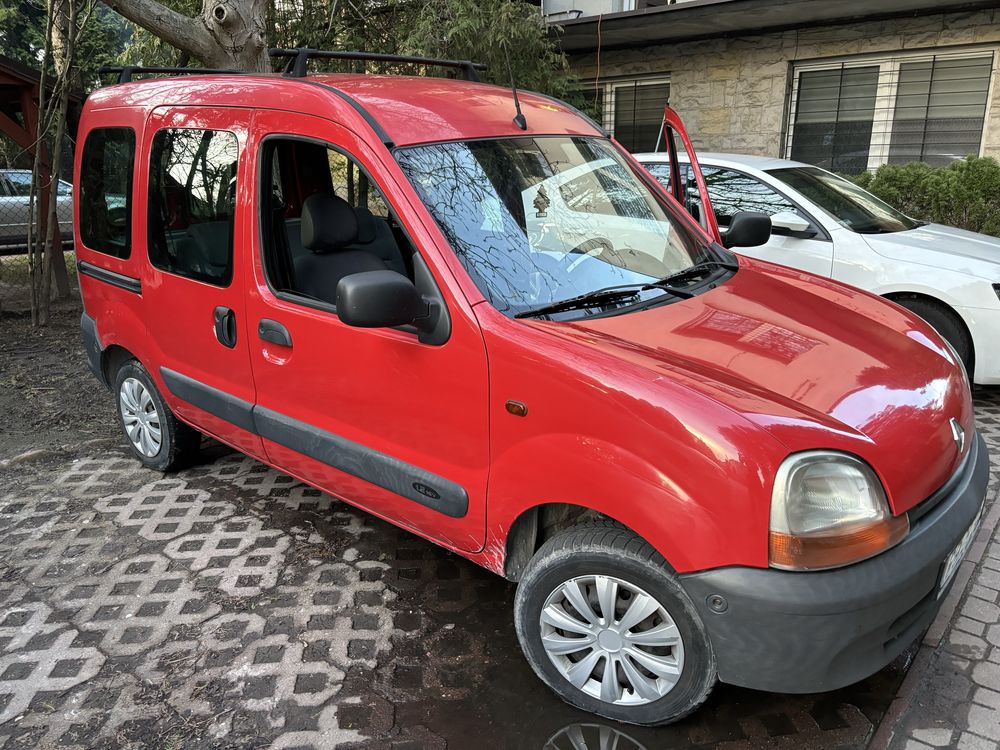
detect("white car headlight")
[769,452,909,571]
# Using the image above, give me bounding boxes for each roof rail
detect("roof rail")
[268,48,486,82]
[98,66,245,85]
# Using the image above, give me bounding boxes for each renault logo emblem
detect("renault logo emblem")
[950,418,966,454]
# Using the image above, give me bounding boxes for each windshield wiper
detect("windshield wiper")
[657,259,738,286]
[515,278,700,320]
[515,285,646,319]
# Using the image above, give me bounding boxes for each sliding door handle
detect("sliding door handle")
[258,318,292,347]
[214,306,237,348]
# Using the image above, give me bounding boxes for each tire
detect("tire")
[513,524,717,726]
[896,297,973,379]
[113,359,200,472]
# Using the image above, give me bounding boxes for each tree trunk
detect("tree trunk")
[103,0,269,71]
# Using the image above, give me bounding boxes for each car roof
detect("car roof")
[83,74,604,148]
[633,151,811,173]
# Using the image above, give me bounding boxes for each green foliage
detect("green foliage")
[0,1,130,90]
[395,0,575,100]
[844,156,1000,237]
[120,0,577,101]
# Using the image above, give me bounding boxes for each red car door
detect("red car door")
[138,106,264,460]
[243,109,489,553]
[658,106,722,243]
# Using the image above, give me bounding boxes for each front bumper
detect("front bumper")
[679,432,990,694]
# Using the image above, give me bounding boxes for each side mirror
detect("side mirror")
[336,270,427,329]
[770,210,815,237]
[722,211,772,249]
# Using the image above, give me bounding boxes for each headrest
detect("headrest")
[354,206,377,245]
[187,221,232,268]
[301,192,358,253]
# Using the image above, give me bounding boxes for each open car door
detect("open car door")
[657,106,722,244]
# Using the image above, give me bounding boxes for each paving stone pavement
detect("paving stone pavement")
[0,389,996,749]
[880,388,1000,750]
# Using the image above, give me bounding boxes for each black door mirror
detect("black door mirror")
[336,270,427,329]
[722,211,772,248]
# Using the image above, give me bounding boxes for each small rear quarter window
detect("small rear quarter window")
[79,127,135,258]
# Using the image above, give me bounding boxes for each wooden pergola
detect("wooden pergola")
[0,54,83,296]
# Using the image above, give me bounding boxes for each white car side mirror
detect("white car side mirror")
[769,211,812,234]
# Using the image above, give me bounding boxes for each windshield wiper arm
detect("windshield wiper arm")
[657,259,738,287]
[515,285,647,319]
[515,278,701,320]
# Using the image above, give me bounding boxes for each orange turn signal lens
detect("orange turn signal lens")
[769,514,909,571]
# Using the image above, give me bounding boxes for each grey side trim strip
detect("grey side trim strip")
[159,367,468,518]
[253,406,468,518]
[160,367,256,433]
[78,261,141,294]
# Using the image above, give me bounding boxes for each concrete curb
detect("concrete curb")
[868,484,1000,749]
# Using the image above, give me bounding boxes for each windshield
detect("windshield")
[395,136,715,318]
[768,166,919,234]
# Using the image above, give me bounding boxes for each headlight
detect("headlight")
[769,452,908,571]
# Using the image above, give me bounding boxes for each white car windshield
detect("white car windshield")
[768,166,920,234]
[395,136,719,319]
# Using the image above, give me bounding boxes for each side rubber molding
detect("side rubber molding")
[160,368,256,433]
[80,311,109,389]
[77,261,142,294]
[159,367,468,518]
[680,432,990,694]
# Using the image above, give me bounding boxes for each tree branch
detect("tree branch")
[103,0,217,65]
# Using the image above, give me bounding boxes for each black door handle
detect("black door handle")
[258,318,292,347]
[214,306,237,348]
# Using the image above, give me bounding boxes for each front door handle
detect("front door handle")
[214,306,237,348]
[258,318,292,347]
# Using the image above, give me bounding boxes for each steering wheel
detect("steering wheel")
[565,238,615,273]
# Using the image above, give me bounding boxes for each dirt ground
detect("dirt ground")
[0,302,117,460]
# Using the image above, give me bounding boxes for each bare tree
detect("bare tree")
[103,0,269,71]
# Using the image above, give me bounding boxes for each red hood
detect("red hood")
[545,258,973,514]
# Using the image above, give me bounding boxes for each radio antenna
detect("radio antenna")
[503,43,527,131]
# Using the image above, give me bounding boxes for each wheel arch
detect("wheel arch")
[502,502,674,582]
[101,344,139,387]
[881,290,975,370]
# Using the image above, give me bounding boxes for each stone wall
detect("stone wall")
[569,9,1000,158]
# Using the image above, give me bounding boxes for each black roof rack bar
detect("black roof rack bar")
[268,48,487,82]
[98,66,245,85]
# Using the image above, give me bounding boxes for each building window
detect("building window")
[592,78,670,152]
[787,51,994,172]
[147,128,239,287]
[79,127,135,258]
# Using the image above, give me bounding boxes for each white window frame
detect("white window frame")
[785,47,997,170]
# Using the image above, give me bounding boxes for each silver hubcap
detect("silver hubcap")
[540,574,685,706]
[119,377,161,458]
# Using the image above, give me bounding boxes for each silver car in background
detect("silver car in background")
[0,169,75,254]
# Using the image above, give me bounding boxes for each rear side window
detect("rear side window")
[79,127,135,258]
[148,128,239,286]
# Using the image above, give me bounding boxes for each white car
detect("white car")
[0,169,74,254]
[635,152,1000,385]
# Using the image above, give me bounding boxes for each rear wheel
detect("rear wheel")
[513,524,716,726]
[895,297,973,379]
[113,360,200,472]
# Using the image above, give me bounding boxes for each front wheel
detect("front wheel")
[513,524,717,726]
[113,360,200,472]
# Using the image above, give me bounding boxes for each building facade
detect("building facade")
[550,0,1000,173]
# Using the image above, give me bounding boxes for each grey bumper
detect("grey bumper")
[680,432,990,694]
[80,311,108,389]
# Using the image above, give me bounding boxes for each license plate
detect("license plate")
[939,506,984,597]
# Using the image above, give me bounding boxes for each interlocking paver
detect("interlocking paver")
[0,387,996,748]
[885,388,1000,750]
